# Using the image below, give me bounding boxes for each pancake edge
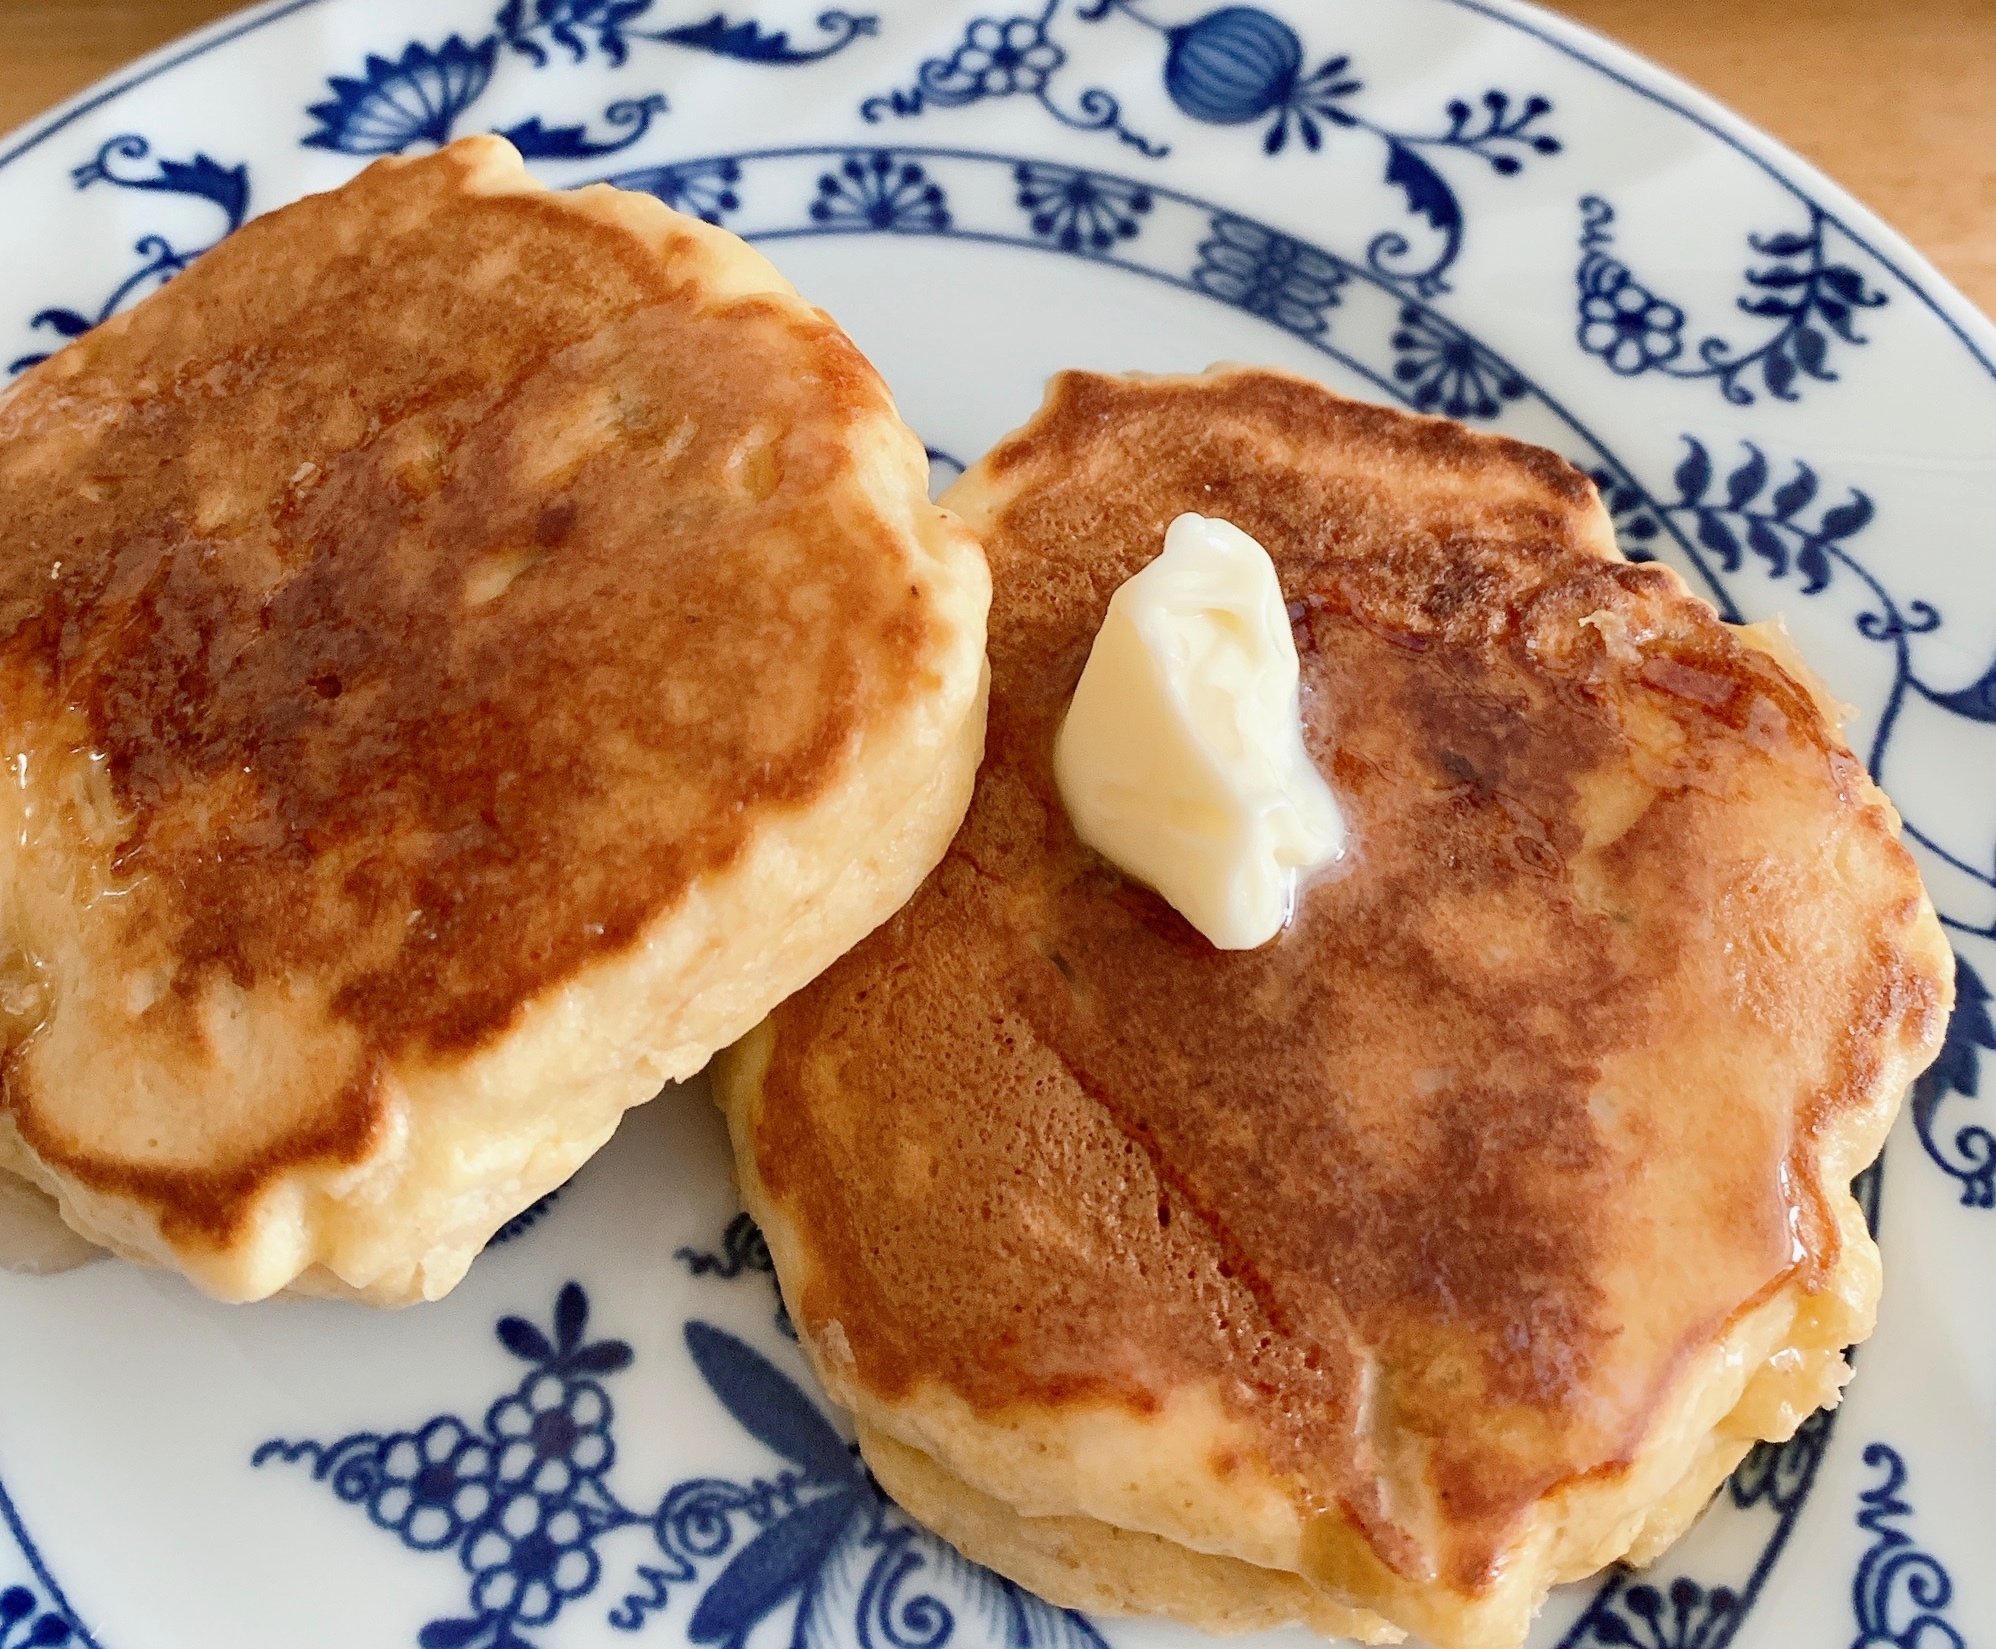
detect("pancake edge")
[0,136,994,1305]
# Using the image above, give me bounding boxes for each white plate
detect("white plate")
[1,2,1991,1646]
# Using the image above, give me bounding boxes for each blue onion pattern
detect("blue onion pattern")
[302,2,874,157]
[303,36,499,154]
[862,4,1163,155]
[1390,303,1524,419]
[7,135,248,374]
[1577,254,1686,374]
[496,95,668,161]
[1014,162,1152,252]
[866,2,1553,292]
[369,1419,495,1549]
[256,1275,1105,1649]
[810,153,951,232]
[1162,7,1303,123]
[946,17,1065,95]
[1193,215,1343,335]
[1576,196,1887,404]
[487,1187,561,1246]
[498,1,876,69]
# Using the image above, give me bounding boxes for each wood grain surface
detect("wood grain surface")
[2,0,1992,318]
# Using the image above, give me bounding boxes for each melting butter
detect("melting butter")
[1053,512,1344,949]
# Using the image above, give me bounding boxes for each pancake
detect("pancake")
[0,136,989,1305]
[714,368,1951,1649]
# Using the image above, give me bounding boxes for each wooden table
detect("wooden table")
[4,0,1993,319]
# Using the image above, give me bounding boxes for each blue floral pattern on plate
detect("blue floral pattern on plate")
[256,1278,1106,1649]
[1575,196,1888,404]
[1,0,1992,1642]
[863,0,1560,292]
[301,2,876,160]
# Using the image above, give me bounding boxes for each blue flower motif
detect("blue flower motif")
[1574,196,1887,404]
[259,1273,1107,1649]
[489,1371,613,1496]
[1014,162,1151,253]
[1577,252,1685,373]
[949,17,1065,96]
[303,36,499,155]
[862,5,1163,156]
[0,1587,71,1649]
[1192,215,1344,336]
[1568,1577,1737,1649]
[464,1492,601,1627]
[810,153,950,233]
[374,1418,495,1550]
[1389,304,1523,418]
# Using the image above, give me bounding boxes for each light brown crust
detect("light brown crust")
[727,369,1951,1636]
[0,137,987,1286]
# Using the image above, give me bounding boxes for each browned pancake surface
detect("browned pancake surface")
[0,143,934,1239]
[749,370,1946,1591]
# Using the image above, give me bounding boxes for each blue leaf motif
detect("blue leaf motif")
[658,10,879,63]
[1818,493,1875,541]
[686,1488,863,1645]
[554,1280,588,1353]
[1381,140,1457,234]
[498,1315,556,1364]
[0,1586,73,1649]
[1763,345,1797,398]
[1770,463,1818,519]
[498,95,667,160]
[1754,229,1812,257]
[1796,540,1832,594]
[153,154,251,225]
[417,1620,485,1649]
[683,1322,860,1484]
[1725,444,1768,509]
[1746,519,1788,576]
[26,309,92,339]
[1695,510,1742,571]
[1673,438,1712,505]
[569,1340,636,1375]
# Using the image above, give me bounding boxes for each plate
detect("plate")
[1,2,1992,1646]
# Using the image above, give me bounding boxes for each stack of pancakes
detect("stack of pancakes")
[714,372,1951,1646]
[0,138,1951,1648]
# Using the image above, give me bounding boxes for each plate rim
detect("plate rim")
[3,0,1992,389]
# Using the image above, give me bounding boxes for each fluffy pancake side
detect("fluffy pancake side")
[0,137,989,1303]
[716,368,1950,1649]
[859,1423,1402,1643]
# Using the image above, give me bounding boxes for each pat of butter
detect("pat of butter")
[1053,513,1344,949]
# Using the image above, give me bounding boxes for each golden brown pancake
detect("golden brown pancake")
[715,368,1951,1649]
[0,136,989,1304]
